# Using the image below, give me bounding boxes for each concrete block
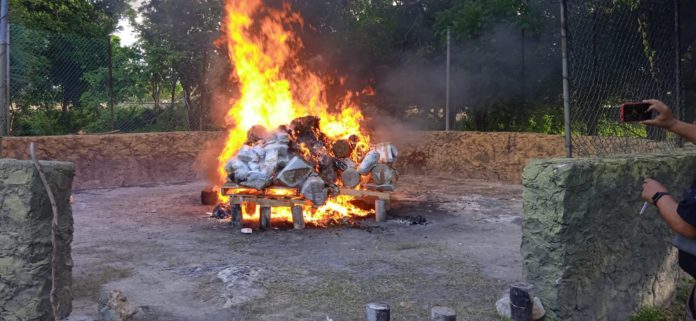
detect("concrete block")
[521,151,696,321]
[0,159,75,321]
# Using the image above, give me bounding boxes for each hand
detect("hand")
[642,178,668,203]
[641,99,678,129]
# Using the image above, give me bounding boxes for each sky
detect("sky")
[114,0,143,47]
[115,17,138,47]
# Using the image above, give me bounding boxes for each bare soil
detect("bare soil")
[69,174,523,321]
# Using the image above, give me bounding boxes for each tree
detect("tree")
[137,0,228,130]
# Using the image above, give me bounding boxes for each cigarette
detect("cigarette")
[639,202,649,215]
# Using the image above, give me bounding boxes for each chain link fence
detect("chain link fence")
[8,24,190,136]
[564,0,681,157]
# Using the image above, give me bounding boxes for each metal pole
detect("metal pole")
[674,0,683,145]
[560,0,572,158]
[107,37,115,131]
[445,27,451,131]
[0,0,9,136]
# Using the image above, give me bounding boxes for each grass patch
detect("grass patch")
[631,277,692,321]
[240,247,502,321]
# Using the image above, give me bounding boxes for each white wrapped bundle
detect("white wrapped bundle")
[358,150,380,175]
[376,143,398,164]
[240,171,272,190]
[225,158,250,182]
[301,175,329,206]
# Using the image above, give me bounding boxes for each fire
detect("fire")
[216,0,373,226]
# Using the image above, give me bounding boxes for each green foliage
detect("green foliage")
[630,307,668,321]
[629,277,692,321]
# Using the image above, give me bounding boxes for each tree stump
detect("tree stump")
[430,306,456,321]
[365,302,390,321]
[510,282,533,321]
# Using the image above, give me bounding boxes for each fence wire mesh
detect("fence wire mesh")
[8,24,190,136]
[565,0,681,157]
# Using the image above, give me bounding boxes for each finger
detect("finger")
[643,99,661,105]
[646,105,657,112]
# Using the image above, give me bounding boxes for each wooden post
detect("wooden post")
[430,306,456,321]
[510,283,533,321]
[365,303,390,321]
[259,206,271,230]
[292,206,305,229]
[375,199,387,222]
[231,204,242,227]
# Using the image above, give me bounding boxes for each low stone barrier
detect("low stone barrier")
[0,159,75,321]
[521,151,696,320]
[0,131,564,189]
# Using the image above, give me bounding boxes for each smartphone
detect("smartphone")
[620,102,653,122]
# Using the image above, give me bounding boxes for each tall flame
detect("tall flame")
[216,0,373,226]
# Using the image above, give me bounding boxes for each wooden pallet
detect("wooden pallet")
[221,183,392,229]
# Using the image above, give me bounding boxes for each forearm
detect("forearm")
[656,196,696,238]
[668,120,696,145]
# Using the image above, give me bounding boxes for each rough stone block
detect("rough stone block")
[521,151,696,321]
[0,159,75,321]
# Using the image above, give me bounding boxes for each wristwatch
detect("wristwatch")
[652,192,670,206]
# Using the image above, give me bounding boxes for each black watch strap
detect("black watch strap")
[652,192,670,206]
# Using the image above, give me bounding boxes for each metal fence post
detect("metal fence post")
[107,36,115,131]
[0,0,9,137]
[560,0,572,158]
[445,27,451,131]
[674,0,683,140]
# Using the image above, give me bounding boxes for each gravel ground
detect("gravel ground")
[68,174,523,321]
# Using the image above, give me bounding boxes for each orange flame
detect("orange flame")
[216,0,373,226]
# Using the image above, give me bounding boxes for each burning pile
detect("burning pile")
[224,115,398,206]
[212,0,393,224]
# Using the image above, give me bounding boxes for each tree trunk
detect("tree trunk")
[151,74,161,109]
[182,85,193,130]
[170,78,177,108]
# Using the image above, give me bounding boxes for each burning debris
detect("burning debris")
[223,117,398,207]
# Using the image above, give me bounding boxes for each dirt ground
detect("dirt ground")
[68,174,523,321]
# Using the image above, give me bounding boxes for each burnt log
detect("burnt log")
[332,139,354,158]
[247,125,269,144]
[200,188,219,205]
[290,116,325,143]
[319,155,338,184]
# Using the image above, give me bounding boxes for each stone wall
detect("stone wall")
[0,131,564,189]
[0,132,224,189]
[391,131,565,183]
[0,159,75,321]
[521,151,696,321]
